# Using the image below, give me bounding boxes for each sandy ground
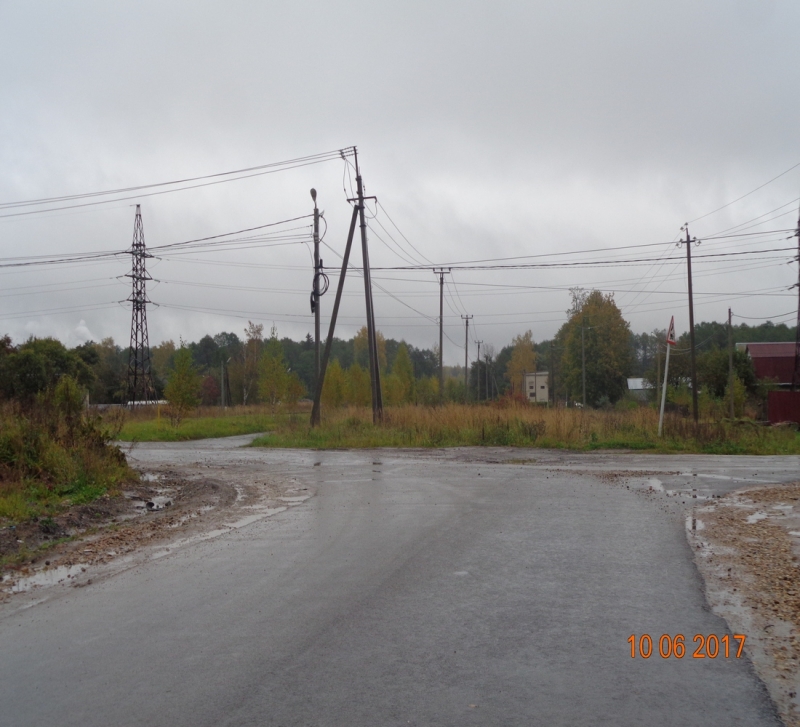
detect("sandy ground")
[691,482,800,726]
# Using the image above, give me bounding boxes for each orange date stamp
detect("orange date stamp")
[628,634,746,659]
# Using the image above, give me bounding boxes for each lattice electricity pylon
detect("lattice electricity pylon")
[126,204,156,407]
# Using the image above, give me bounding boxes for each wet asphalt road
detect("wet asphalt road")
[1,438,799,726]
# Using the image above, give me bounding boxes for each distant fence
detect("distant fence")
[768,391,800,425]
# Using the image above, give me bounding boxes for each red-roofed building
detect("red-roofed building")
[744,342,796,386]
[740,341,800,424]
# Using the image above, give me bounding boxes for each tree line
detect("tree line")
[0,292,794,410]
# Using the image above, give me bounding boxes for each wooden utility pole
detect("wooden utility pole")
[475,340,482,400]
[728,307,735,418]
[461,315,472,403]
[681,225,700,423]
[434,268,450,403]
[354,152,383,422]
[311,189,321,389]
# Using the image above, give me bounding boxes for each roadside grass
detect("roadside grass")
[0,402,134,526]
[117,404,281,442]
[250,404,800,455]
[110,401,800,454]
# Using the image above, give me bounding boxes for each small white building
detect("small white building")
[524,371,549,404]
[626,378,651,401]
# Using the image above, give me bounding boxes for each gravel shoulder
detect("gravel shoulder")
[691,481,800,727]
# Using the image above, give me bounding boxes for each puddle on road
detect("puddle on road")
[746,512,769,524]
[146,496,173,511]
[6,564,86,593]
[278,496,310,503]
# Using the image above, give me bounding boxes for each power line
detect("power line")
[363,246,797,271]
[0,216,314,268]
[687,161,800,224]
[375,201,434,265]
[706,197,800,237]
[733,311,797,321]
[0,149,354,219]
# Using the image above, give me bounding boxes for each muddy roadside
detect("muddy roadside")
[691,481,800,727]
[0,452,314,605]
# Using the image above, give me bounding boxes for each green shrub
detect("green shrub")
[0,386,134,524]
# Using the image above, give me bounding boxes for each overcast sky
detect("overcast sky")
[1,0,798,363]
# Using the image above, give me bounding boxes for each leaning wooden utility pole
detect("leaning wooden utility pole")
[434,268,450,403]
[461,314,472,403]
[311,147,383,426]
[681,225,700,423]
[310,205,360,427]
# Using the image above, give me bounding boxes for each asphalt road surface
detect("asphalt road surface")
[2,437,799,726]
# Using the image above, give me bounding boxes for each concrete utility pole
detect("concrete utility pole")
[461,315,472,403]
[681,225,700,423]
[311,189,321,389]
[792,205,800,391]
[475,340,483,400]
[485,353,490,401]
[581,323,586,408]
[658,316,676,437]
[728,308,735,418]
[220,356,231,408]
[656,344,661,409]
[434,269,451,403]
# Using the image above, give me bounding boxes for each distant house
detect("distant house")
[741,342,797,387]
[626,378,651,401]
[736,341,799,423]
[523,371,549,404]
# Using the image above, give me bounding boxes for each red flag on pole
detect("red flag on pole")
[666,316,676,346]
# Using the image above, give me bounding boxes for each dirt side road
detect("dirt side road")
[1,435,312,602]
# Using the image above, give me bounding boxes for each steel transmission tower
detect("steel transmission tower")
[126,204,155,406]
